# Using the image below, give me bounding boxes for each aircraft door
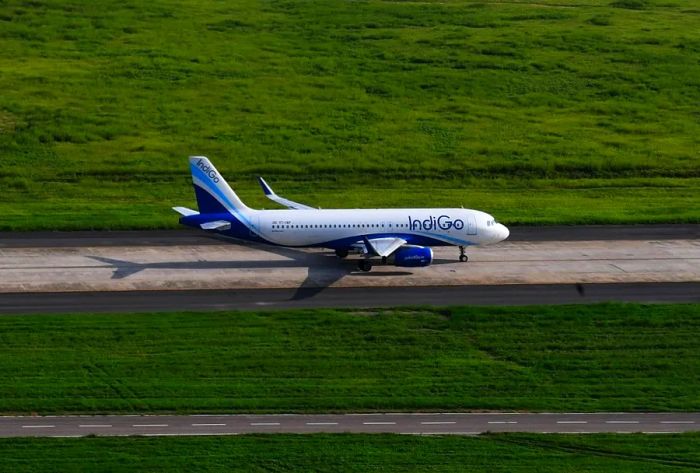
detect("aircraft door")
[466,214,477,235]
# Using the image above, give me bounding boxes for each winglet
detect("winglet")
[256,177,314,210]
[258,177,274,196]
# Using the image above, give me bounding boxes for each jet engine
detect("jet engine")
[390,246,433,267]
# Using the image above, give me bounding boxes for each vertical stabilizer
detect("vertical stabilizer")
[188,156,251,216]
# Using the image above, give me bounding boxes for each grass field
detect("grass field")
[1,0,699,229]
[1,303,698,414]
[2,433,700,472]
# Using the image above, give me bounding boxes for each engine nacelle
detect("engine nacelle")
[391,246,433,267]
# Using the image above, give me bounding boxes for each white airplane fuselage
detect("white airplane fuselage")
[175,156,509,270]
[255,208,507,248]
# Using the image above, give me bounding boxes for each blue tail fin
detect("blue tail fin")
[188,156,251,215]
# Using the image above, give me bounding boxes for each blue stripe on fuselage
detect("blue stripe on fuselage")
[312,233,474,250]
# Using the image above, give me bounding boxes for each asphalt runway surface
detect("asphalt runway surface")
[1,283,698,314]
[2,413,699,437]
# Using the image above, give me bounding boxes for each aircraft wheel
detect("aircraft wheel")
[459,254,468,262]
[335,248,349,259]
[358,260,373,272]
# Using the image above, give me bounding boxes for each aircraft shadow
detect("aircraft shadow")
[88,236,418,300]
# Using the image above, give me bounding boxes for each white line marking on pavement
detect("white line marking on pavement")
[557,421,588,424]
[191,423,226,427]
[139,432,241,437]
[305,422,339,426]
[606,421,639,424]
[420,421,457,425]
[660,421,695,424]
[21,425,55,428]
[250,422,280,426]
[132,424,168,427]
[363,422,396,425]
[487,421,517,424]
[79,424,112,428]
[644,431,675,434]
[420,432,480,436]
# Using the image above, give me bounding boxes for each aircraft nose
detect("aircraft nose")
[497,223,509,242]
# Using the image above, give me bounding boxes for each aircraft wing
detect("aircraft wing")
[200,220,231,231]
[362,236,407,257]
[258,177,314,210]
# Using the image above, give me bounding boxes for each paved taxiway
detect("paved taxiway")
[2,413,699,437]
[1,283,698,314]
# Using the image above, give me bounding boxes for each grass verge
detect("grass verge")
[1,0,699,229]
[2,433,700,472]
[1,303,698,414]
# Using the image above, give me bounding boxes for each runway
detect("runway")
[1,236,698,292]
[0,224,697,312]
[2,412,699,437]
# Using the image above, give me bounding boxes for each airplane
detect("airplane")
[174,156,509,272]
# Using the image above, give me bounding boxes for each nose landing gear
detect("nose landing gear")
[459,246,468,262]
[335,248,349,259]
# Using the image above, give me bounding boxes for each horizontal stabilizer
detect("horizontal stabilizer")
[200,220,231,231]
[363,236,407,257]
[172,206,199,217]
[258,177,314,210]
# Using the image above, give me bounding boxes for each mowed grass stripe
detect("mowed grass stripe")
[2,433,700,472]
[0,303,698,413]
[0,0,699,229]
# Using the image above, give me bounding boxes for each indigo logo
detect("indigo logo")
[196,159,220,183]
[408,215,464,231]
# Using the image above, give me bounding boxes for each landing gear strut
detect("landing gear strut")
[459,246,468,262]
[335,248,349,259]
[357,259,373,272]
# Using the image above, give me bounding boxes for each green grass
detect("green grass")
[1,0,699,229]
[1,303,699,414]
[3,433,700,472]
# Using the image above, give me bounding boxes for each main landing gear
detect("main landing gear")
[335,248,349,259]
[459,245,468,262]
[357,259,373,272]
